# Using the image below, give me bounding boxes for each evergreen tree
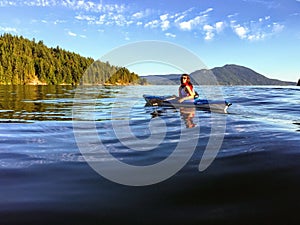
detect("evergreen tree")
[0,33,146,85]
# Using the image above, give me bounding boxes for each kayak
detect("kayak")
[143,94,232,113]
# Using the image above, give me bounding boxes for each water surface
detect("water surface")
[0,85,299,224]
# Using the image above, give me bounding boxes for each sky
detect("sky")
[0,0,299,82]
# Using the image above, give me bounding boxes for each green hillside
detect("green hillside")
[0,33,146,85]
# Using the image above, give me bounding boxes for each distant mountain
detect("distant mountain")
[210,64,294,85]
[142,64,295,86]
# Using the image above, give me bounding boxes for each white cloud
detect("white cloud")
[179,21,192,31]
[112,14,127,26]
[68,31,77,37]
[25,0,51,7]
[73,7,137,27]
[248,33,266,41]
[178,15,207,31]
[203,24,214,40]
[61,0,102,12]
[94,13,131,27]
[175,7,212,31]
[67,30,87,38]
[204,32,215,41]
[75,14,95,22]
[233,25,248,39]
[144,20,160,29]
[201,8,213,15]
[174,15,186,23]
[0,1,16,7]
[0,1,285,43]
[165,32,176,38]
[160,14,170,31]
[230,17,284,41]
[130,9,154,27]
[1,0,126,14]
[54,19,66,25]
[203,24,214,31]
[95,15,106,25]
[160,14,168,21]
[0,1,17,7]
[172,7,194,23]
[215,21,225,33]
[161,20,170,31]
[0,26,18,33]
[200,21,226,41]
[131,9,153,20]
[132,12,143,19]
[228,13,239,18]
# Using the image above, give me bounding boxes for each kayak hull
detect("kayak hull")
[143,94,231,113]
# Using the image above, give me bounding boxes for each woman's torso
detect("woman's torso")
[179,85,193,98]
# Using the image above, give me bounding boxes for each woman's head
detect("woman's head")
[180,74,191,85]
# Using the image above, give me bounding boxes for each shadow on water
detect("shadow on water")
[293,122,300,132]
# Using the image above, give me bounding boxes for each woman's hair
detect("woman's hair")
[180,74,193,88]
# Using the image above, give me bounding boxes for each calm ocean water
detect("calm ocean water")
[0,85,299,224]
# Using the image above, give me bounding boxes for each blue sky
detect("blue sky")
[0,0,299,82]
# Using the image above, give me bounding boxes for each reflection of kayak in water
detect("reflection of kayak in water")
[143,94,232,113]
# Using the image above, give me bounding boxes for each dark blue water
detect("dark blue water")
[0,85,299,224]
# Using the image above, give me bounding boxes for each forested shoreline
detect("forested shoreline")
[0,33,146,85]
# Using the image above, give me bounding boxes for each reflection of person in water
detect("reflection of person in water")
[180,107,196,128]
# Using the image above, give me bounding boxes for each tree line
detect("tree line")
[82,60,147,85]
[0,33,147,85]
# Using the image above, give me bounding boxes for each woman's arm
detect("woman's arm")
[186,85,195,97]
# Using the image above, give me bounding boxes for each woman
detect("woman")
[178,74,195,103]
